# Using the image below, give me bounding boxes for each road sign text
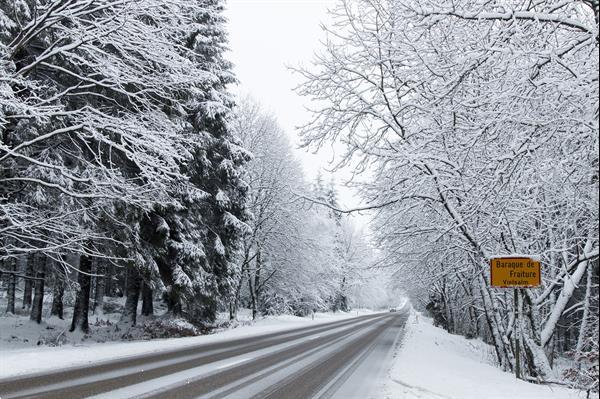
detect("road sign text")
[490,257,541,288]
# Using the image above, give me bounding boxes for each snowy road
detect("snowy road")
[0,310,408,399]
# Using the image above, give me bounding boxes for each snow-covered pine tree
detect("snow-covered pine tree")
[1,0,250,328]
[137,0,251,325]
[183,0,251,324]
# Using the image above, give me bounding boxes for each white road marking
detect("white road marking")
[216,358,252,370]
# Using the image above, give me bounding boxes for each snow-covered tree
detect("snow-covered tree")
[231,97,384,319]
[297,0,599,384]
[1,0,250,329]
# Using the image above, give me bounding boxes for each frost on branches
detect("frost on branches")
[297,0,599,389]
[1,0,249,329]
[228,97,387,321]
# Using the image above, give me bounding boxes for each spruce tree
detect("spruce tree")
[141,0,251,324]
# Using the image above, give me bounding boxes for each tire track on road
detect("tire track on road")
[0,313,387,399]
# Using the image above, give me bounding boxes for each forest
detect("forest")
[0,0,386,336]
[1,0,598,393]
[295,0,599,391]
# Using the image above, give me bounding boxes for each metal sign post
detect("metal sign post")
[513,288,521,379]
[489,255,541,380]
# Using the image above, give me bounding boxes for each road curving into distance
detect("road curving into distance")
[0,309,409,399]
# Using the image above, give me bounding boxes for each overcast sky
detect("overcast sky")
[225,0,367,212]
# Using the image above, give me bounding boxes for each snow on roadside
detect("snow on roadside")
[381,307,585,399]
[0,309,375,379]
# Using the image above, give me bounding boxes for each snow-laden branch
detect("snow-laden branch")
[420,9,595,36]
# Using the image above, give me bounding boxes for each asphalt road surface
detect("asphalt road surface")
[0,310,408,399]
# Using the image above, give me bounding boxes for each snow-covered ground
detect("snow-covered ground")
[0,306,375,379]
[0,295,171,350]
[381,308,585,399]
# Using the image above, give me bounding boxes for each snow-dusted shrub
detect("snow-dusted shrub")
[140,318,201,339]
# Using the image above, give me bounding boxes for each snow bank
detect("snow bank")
[381,308,585,399]
[0,309,374,379]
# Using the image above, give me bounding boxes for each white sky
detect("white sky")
[225,0,367,217]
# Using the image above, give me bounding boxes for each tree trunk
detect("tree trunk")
[70,254,91,333]
[93,260,105,314]
[89,258,96,309]
[229,302,236,321]
[156,252,182,316]
[521,289,553,379]
[120,265,128,297]
[576,263,593,354]
[30,255,46,324]
[22,255,33,309]
[51,278,64,319]
[122,266,141,325]
[230,272,245,321]
[165,290,182,315]
[247,270,256,321]
[253,252,261,320]
[248,249,261,321]
[104,262,114,297]
[230,249,251,321]
[5,260,16,314]
[141,281,153,317]
[478,273,515,372]
[540,240,594,348]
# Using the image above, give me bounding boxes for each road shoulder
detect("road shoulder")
[379,307,585,399]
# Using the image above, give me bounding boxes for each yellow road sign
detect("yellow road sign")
[490,257,541,288]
